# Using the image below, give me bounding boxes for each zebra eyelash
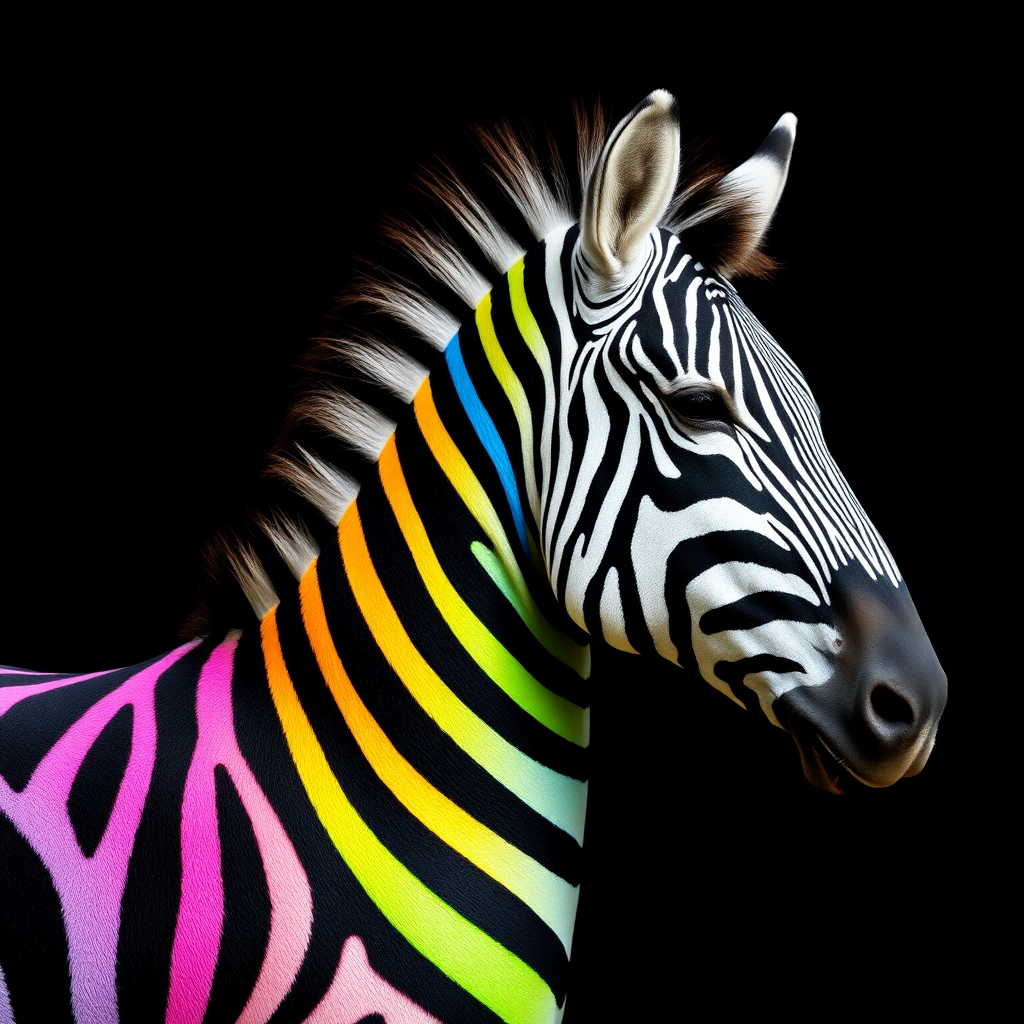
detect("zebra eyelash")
[663,384,736,435]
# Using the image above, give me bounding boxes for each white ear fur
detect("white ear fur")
[716,112,797,265]
[580,90,680,283]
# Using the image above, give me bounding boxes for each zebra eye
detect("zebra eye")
[666,386,734,432]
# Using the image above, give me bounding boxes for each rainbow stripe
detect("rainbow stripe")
[261,605,558,1024]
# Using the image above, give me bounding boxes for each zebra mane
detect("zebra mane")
[182,98,778,637]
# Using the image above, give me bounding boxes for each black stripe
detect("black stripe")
[457,312,535,560]
[700,591,824,635]
[428,361,586,663]
[205,763,273,1024]
[358,465,588,785]
[716,654,805,710]
[530,232,576,546]
[273,591,570,1002]
[117,638,215,1023]
[397,419,590,709]
[0,663,137,791]
[319,521,584,885]
[0,812,74,1024]
[0,669,98,685]
[232,628,500,1024]
[66,703,133,857]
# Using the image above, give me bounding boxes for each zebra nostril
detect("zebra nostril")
[869,684,914,726]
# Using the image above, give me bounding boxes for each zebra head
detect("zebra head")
[527,91,946,792]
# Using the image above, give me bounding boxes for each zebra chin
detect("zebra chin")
[772,577,947,793]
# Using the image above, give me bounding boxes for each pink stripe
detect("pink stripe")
[166,634,312,1024]
[2,634,312,1024]
[0,641,200,1024]
[165,640,232,1022]
[235,765,313,1024]
[0,669,113,717]
[304,937,441,1024]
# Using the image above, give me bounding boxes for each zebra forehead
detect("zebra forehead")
[564,245,800,421]
[564,233,756,382]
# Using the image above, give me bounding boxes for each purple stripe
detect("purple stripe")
[0,641,200,1024]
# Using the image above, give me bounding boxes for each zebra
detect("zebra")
[0,90,946,1024]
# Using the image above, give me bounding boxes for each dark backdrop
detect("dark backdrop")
[3,39,992,1020]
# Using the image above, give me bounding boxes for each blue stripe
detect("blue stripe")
[445,335,530,556]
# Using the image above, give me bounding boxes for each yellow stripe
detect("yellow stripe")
[476,290,539,516]
[507,258,550,369]
[378,435,587,747]
[339,502,587,843]
[260,606,556,1024]
[413,379,590,680]
[299,562,578,952]
[507,257,559,563]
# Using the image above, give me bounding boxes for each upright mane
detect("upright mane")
[184,97,778,638]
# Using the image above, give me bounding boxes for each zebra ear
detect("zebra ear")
[580,90,680,283]
[710,113,797,277]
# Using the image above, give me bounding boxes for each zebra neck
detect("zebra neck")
[262,355,592,838]
[253,361,593,1019]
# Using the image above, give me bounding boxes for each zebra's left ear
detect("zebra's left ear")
[709,113,797,277]
[580,90,680,284]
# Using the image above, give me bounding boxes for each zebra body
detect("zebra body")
[0,92,946,1023]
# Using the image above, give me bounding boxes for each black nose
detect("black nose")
[775,578,947,790]
[869,683,915,726]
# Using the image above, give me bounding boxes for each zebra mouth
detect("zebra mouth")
[816,734,876,789]
[790,729,855,794]
[803,733,890,793]
[776,692,887,794]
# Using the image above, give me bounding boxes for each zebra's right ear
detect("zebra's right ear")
[580,90,680,285]
[702,113,797,278]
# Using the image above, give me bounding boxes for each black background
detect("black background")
[3,27,996,1020]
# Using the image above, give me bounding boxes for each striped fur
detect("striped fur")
[0,92,945,1023]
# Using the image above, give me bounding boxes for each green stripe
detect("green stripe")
[262,610,557,1024]
[472,540,591,692]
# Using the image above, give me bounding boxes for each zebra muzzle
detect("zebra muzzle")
[773,578,947,792]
